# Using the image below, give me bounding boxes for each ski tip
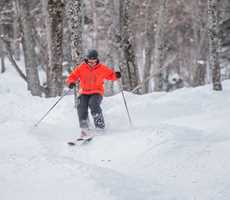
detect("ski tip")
[86,137,93,141]
[67,142,76,146]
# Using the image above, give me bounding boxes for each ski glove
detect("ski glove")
[68,83,76,89]
[115,71,121,79]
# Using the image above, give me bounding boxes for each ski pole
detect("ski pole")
[120,84,132,126]
[118,67,132,126]
[33,89,71,127]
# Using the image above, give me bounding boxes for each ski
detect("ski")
[67,128,106,146]
[67,137,93,146]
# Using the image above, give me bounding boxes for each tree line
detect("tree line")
[0,0,229,97]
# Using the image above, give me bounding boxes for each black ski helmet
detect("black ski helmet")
[86,49,98,59]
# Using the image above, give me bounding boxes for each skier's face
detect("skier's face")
[88,59,97,67]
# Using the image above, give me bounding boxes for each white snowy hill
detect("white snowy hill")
[1,60,230,200]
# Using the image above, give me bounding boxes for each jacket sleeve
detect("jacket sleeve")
[66,66,81,85]
[103,65,117,81]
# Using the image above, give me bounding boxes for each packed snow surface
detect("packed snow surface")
[1,61,230,200]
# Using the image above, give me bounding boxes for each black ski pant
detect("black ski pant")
[77,94,105,129]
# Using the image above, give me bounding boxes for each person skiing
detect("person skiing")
[66,49,121,139]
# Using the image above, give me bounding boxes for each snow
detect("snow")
[1,59,230,200]
[197,60,205,65]
[168,73,180,84]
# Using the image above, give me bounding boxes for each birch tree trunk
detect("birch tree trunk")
[153,0,168,91]
[66,0,84,106]
[46,0,65,97]
[119,0,139,92]
[208,0,222,91]
[18,0,41,96]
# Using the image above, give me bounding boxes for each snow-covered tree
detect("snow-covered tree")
[66,0,84,65]
[46,0,65,97]
[66,0,84,106]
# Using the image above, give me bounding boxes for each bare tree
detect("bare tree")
[2,0,229,95]
[142,0,155,93]
[0,35,27,80]
[153,0,168,91]
[207,0,222,90]
[0,0,14,73]
[12,1,21,61]
[219,0,230,80]
[91,0,98,49]
[0,26,5,73]
[46,0,65,97]
[104,0,120,96]
[17,0,41,96]
[119,0,139,92]
[190,0,208,87]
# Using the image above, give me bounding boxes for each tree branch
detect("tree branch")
[0,35,27,81]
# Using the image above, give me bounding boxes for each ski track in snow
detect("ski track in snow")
[29,125,163,200]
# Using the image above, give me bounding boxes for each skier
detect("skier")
[66,49,121,139]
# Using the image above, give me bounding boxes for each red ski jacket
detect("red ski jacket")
[66,62,117,96]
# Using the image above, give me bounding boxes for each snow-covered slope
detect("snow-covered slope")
[1,61,230,200]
